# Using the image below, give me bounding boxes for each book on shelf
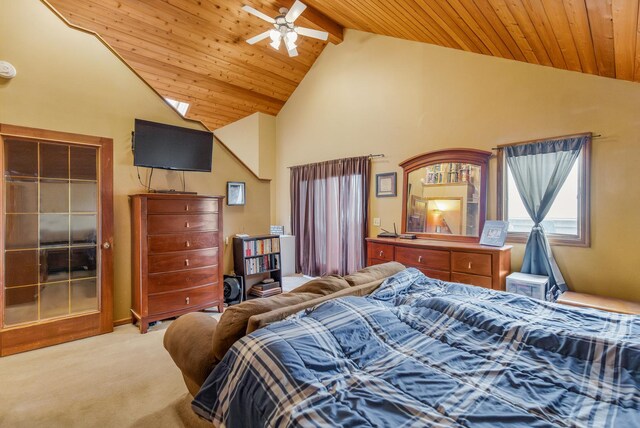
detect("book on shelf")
[252,281,281,292]
[249,286,282,298]
[244,253,281,275]
[423,162,475,185]
[242,237,281,257]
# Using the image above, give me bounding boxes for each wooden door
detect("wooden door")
[0,124,113,356]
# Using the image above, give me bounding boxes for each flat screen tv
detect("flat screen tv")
[133,119,213,172]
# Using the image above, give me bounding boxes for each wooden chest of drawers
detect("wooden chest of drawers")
[130,194,224,333]
[366,238,511,291]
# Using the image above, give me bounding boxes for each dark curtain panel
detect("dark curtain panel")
[505,135,587,297]
[290,156,370,277]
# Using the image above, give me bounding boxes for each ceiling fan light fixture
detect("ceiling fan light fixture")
[285,36,297,51]
[244,1,329,57]
[286,30,298,43]
[269,29,280,42]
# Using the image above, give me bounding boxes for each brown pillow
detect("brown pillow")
[289,275,350,296]
[247,279,389,333]
[343,261,405,287]
[212,291,322,361]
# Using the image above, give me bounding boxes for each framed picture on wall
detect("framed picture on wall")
[376,172,397,197]
[227,181,246,206]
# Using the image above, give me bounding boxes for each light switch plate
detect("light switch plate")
[373,217,381,226]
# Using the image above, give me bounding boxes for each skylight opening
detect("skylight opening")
[165,97,190,116]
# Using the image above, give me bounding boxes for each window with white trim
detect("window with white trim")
[164,97,190,116]
[498,137,591,247]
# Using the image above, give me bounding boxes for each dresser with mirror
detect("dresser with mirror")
[367,149,512,291]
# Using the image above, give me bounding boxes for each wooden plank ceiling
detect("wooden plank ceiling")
[46,0,342,130]
[47,0,639,130]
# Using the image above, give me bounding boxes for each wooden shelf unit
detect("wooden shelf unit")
[233,235,282,299]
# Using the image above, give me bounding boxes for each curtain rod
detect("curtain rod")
[287,154,385,169]
[491,133,601,151]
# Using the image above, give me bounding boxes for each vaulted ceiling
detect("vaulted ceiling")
[46,0,639,131]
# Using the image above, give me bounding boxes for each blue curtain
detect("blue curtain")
[505,136,587,296]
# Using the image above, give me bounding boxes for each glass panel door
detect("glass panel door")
[3,138,99,327]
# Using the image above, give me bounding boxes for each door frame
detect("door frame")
[0,123,113,356]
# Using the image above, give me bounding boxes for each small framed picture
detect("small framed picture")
[227,182,245,206]
[376,172,397,197]
[480,220,509,247]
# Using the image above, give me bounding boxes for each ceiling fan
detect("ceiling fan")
[243,1,329,57]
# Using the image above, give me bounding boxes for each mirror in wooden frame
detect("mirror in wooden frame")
[400,149,491,242]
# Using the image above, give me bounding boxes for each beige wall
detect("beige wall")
[215,113,261,177]
[215,112,277,222]
[276,30,640,302]
[258,114,277,223]
[216,112,277,180]
[0,0,271,321]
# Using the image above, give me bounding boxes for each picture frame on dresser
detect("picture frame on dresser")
[480,220,509,247]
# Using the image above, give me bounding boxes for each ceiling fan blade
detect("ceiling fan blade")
[295,26,329,41]
[285,38,298,57]
[242,5,275,24]
[285,0,306,23]
[246,30,271,45]
[287,45,299,57]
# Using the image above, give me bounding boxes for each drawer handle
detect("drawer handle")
[379,250,384,257]
[185,241,191,248]
[418,255,423,263]
[185,259,190,267]
[185,205,190,212]
[185,297,190,305]
[468,262,472,269]
[185,222,190,228]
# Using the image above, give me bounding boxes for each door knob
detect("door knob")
[102,242,111,250]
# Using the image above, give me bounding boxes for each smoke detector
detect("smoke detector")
[0,61,17,79]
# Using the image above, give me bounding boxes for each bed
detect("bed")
[192,268,640,427]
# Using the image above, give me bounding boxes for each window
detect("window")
[164,97,190,116]
[498,137,590,247]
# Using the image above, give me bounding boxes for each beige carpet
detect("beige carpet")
[0,276,311,427]
[0,318,217,428]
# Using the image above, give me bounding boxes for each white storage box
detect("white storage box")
[506,272,550,301]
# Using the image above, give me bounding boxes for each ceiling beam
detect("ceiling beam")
[300,3,344,44]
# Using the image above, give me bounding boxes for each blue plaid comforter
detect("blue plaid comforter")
[193,268,640,427]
